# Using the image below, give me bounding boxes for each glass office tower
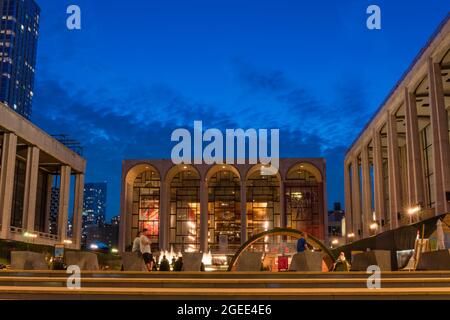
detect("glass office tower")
[0,0,40,119]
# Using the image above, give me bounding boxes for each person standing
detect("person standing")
[140,228,153,271]
[132,231,142,256]
[297,236,307,253]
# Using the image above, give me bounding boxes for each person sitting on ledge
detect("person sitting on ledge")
[159,255,170,271]
[332,252,351,272]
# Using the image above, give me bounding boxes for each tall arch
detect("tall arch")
[122,163,161,250]
[206,165,242,252]
[166,165,201,252]
[284,162,325,240]
[245,164,281,250]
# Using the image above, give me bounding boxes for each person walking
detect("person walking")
[140,228,153,271]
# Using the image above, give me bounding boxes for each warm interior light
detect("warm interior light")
[408,206,421,215]
[63,239,73,245]
[347,233,355,238]
[370,223,378,231]
[111,248,118,254]
[331,239,339,245]
[24,232,38,239]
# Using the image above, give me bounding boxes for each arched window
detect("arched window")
[132,169,160,245]
[246,168,280,250]
[285,163,322,238]
[169,168,200,252]
[208,169,241,252]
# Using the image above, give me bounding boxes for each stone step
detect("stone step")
[0,276,449,289]
[2,270,450,279]
[0,286,449,300]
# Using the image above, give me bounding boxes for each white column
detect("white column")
[280,181,286,228]
[0,133,17,239]
[387,112,401,229]
[428,59,450,214]
[199,179,208,252]
[58,166,71,241]
[351,158,362,239]
[344,161,353,239]
[72,174,84,249]
[361,144,372,237]
[240,181,247,244]
[405,88,425,207]
[22,146,40,232]
[159,180,169,250]
[372,129,386,231]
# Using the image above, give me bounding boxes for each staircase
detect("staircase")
[0,270,449,299]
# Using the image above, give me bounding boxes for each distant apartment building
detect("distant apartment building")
[0,0,40,119]
[83,182,107,227]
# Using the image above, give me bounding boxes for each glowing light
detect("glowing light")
[370,222,378,231]
[331,239,339,245]
[111,248,119,254]
[63,240,73,245]
[90,244,98,250]
[347,233,355,238]
[23,232,38,239]
[408,206,421,215]
[202,251,213,265]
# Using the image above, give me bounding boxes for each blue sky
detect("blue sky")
[31,0,449,219]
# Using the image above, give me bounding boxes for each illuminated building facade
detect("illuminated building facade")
[119,159,328,253]
[344,16,450,242]
[0,103,86,249]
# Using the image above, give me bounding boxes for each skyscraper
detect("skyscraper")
[83,183,107,228]
[0,0,40,119]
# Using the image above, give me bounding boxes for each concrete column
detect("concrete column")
[361,144,372,237]
[350,158,362,239]
[199,179,208,252]
[343,161,353,239]
[57,166,71,241]
[0,133,17,239]
[240,181,247,244]
[405,88,425,207]
[22,146,40,232]
[159,180,169,250]
[387,112,401,229]
[372,129,386,231]
[279,181,286,228]
[72,174,84,249]
[428,59,450,214]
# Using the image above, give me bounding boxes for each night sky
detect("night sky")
[31,0,449,220]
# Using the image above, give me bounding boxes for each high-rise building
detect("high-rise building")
[0,0,40,119]
[83,183,107,227]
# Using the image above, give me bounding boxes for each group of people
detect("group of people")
[132,229,154,271]
[131,229,184,271]
[296,236,351,271]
